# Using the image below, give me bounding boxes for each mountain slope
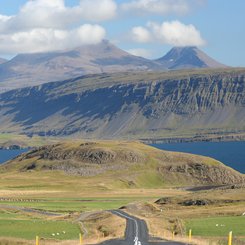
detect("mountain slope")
[0,58,7,64]
[0,68,244,140]
[1,141,244,186]
[0,43,229,93]
[0,40,162,93]
[156,46,227,69]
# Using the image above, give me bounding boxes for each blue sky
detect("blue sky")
[0,0,245,67]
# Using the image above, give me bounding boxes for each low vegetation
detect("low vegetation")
[0,140,244,244]
[124,185,245,245]
[0,209,125,244]
[185,216,245,236]
[1,141,244,188]
[0,133,60,149]
[0,219,80,240]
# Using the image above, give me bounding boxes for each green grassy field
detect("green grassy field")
[0,139,244,243]
[0,197,155,212]
[185,216,245,237]
[0,220,80,240]
[0,210,80,240]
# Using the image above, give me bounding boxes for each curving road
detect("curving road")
[96,210,186,245]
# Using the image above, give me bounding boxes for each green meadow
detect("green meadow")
[0,210,80,240]
[185,216,245,237]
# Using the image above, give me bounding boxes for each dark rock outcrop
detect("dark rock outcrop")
[18,143,142,165]
[159,162,245,185]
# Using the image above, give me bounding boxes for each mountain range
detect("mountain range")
[0,68,244,140]
[0,40,226,93]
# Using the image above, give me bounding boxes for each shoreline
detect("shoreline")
[141,134,245,144]
[0,133,245,149]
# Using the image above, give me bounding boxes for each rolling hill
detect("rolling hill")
[0,68,244,141]
[1,141,244,187]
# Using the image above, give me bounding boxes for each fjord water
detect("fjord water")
[151,141,245,173]
[0,149,27,164]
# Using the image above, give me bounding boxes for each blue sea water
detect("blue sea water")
[0,149,27,165]
[150,141,245,174]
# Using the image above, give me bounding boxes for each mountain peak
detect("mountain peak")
[0,40,161,92]
[169,46,198,51]
[73,39,130,57]
[156,46,227,69]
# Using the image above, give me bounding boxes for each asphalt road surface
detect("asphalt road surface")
[96,210,186,245]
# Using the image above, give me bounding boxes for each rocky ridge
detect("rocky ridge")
[0,68,244,140]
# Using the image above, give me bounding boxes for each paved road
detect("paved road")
[96,210,186,245]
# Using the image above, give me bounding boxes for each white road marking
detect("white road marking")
[134,236,138,245]
[113,211,141,245]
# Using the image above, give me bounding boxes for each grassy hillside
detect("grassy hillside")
[0,133,61,149]
[0,140,244,244]
[1,141,244,190]
[124,186,245,245]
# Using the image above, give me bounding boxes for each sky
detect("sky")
[0,0,244,67]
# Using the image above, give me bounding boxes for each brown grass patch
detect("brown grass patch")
[79,211,126,244]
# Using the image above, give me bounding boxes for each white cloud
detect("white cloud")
[0,0,117,33]
[0,0,116,54]
[78,0,117,22]
[121,0,190,15]
[127,48,152,58]
[131,26,152,43]
[0,25,106,55]
[131,20,205,47]
[0,15,11,22]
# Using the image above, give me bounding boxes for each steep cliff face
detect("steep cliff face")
[0,68,244,139]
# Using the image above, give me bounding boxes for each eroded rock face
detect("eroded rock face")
[18,143,141,165]
[0,69,244,139]
[180,199,211,206]
[160,163,245,185]
[155,197,244,206]
[14,142,144,176]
